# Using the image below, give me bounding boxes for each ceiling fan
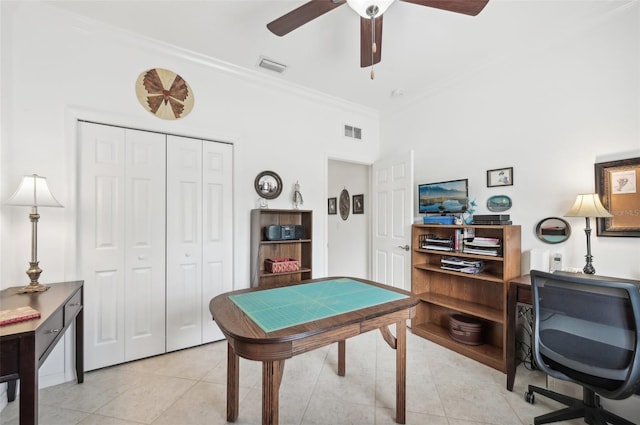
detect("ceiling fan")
[267,0,489,76]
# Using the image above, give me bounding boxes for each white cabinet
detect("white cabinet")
[79,122,232,370]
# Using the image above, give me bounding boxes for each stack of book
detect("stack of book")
[419,234,453,252]
[441,257,484,274]
[463,236,502,256]
[472,214,512,225]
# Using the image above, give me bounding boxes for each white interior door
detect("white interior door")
[80,122,167,370]
[166,135,203,351]
[123,129,166,361]
[201,141,233,343]
[371,151,414,290]
[79,122,126,370]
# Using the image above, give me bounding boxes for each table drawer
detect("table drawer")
[64,289,82,326]
[36,308,64,361]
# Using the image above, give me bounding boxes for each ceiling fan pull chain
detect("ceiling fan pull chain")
[370,15,375,80]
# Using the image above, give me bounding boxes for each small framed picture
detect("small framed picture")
[487,167,513,187]
[353,194,364,214]
[328,197,337,215]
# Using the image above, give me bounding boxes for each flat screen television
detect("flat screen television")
[418,178,468,214]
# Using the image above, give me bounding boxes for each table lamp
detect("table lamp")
[5,174,63,293]
[564,193,612,274]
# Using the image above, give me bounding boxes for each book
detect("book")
[0,306,41,326]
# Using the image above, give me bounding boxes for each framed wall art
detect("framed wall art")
[595,157,640,237]
[328,197,337,215]
[353,194,364,214]
[487,167,513,187]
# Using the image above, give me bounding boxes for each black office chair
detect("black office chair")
[525,270,640,425]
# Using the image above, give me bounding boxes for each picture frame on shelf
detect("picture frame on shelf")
[328,197,337,215]
[595,157,640,237]
[487,167,513,187]
[353,194,364,214]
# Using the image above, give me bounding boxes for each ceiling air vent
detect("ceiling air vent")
[258,56,287,74]
[344,124,362,141]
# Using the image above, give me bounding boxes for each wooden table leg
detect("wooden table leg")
[76,309,84,384]
[227,343,240,422]
[395,321,407,424]
[262,359,285,425]
[506,284,517,391]
[19,335,37,425]
[338,340,346,376]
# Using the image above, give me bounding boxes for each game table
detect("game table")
[209,277,418,425]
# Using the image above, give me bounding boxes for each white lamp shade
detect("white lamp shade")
[564,193,612,218]
[347,0,395,18]
[6,174,63,207]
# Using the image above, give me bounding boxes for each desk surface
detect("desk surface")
[0,281,83,338]
[229,277,410,332]
[211,277,418,358]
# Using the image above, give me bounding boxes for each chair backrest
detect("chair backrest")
[530,270,640,400]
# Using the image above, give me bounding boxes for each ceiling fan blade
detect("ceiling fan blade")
[267,0,346,36]
[400,0,489,16]
[360,16,383,68]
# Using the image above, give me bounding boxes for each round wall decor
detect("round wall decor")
[487,195,512,212]
[135,68,194,120]
[339,189,350,220]
[535,217,571,244]
[254,171,282,200]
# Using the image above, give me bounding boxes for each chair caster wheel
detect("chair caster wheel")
[525,390,535,404]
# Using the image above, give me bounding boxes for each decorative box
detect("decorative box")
[264,258,300,273]
[423,215,456,225]
[449,314,484,345]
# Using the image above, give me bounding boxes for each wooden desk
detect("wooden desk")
[209,277,418,425]
[506,274,532,391]
[0,281,84,425]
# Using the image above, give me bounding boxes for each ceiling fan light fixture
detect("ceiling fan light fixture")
[347,0,394,18]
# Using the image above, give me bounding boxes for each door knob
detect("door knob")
[397,245,410,251]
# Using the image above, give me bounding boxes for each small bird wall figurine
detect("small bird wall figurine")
[292,181,304,209]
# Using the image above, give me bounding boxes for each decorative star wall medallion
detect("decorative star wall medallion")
[135,68,194,120]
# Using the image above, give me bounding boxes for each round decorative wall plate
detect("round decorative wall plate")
[135,68,194,120]
[487,195,512,212]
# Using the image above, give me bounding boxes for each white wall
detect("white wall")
[382,2,640,280]
[0,0,380,397]
[381,3,640,419]
[327,159,369,279]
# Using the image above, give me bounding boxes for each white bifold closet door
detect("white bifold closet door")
[166,135,232,351]
[79,122,166,371]
[80,123,233,371]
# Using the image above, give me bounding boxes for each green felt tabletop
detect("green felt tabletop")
[229,278,408,332]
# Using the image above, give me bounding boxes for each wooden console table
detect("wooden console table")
[0,280,84,425]
[506,274,532,391]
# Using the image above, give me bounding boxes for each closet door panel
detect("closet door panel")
[166,135,203,351]
[79,122,126,370]
[124,129,166,361]
[202,142,233,342]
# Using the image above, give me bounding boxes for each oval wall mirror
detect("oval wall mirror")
[254,170,282,200]
[535,217,571,244]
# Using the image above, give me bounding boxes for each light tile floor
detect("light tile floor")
[1,330,584,425]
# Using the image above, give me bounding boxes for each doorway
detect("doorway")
[327,159,370,279]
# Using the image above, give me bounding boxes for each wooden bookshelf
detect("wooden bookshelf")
[410,224,521,372]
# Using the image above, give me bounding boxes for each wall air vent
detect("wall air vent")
[258,56,287,74]
[344,124,362,141]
